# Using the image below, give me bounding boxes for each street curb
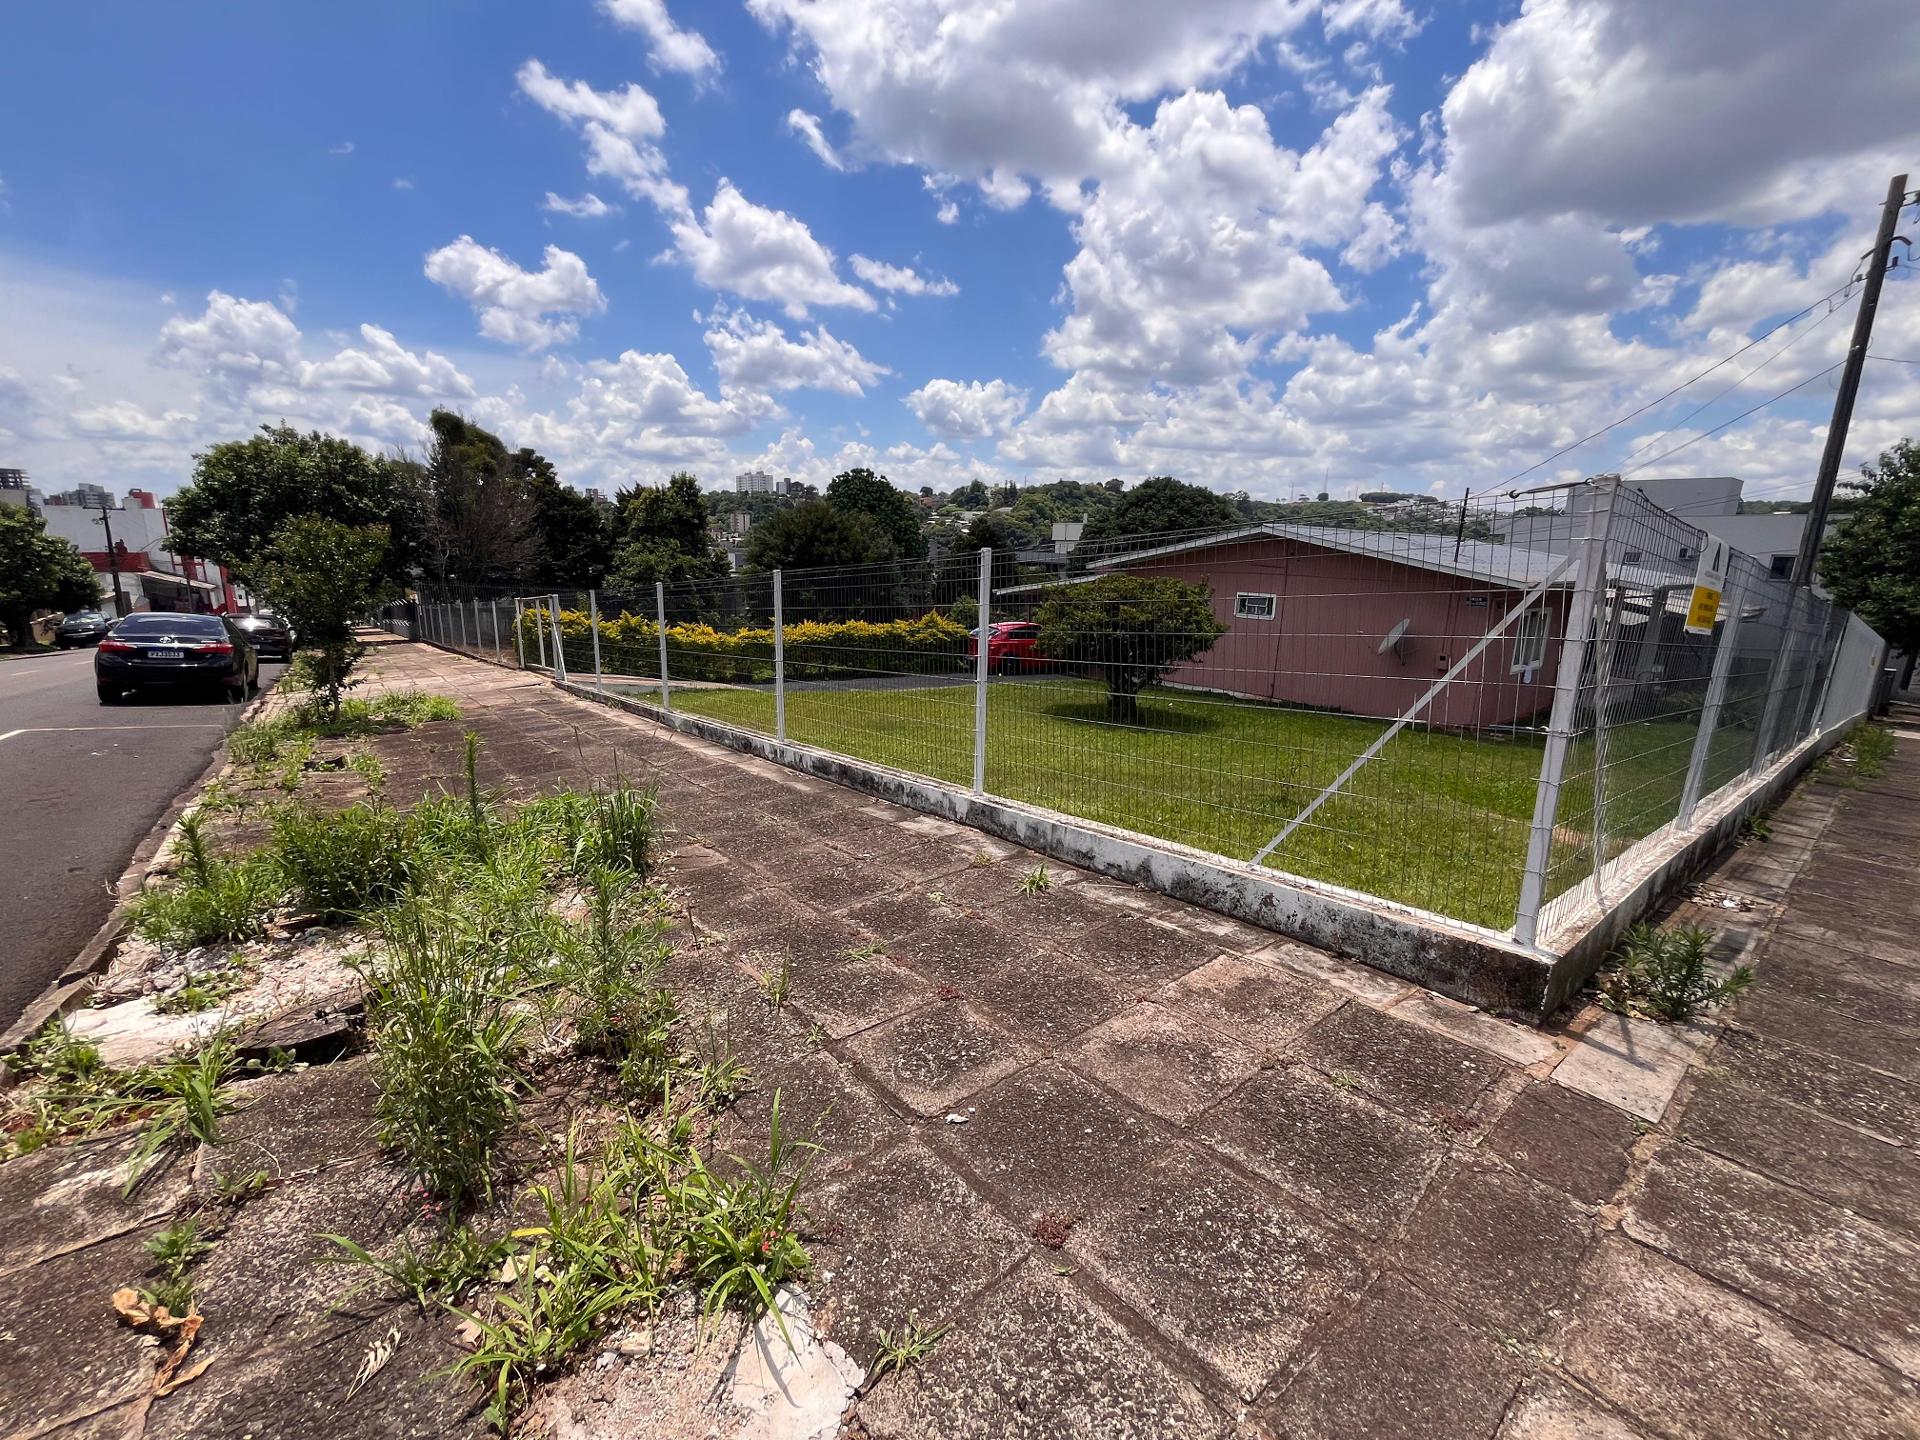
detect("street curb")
[0,682,283,1068]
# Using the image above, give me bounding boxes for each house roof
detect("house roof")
[1089,523,1573,589]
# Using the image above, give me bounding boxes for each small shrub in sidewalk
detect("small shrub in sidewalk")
[1849,725,1895,779]
[1597,922,1754,1023]
[272,802,418,922]
[129,813,281,948]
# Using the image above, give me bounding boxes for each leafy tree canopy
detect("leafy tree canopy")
[1034,573,1229,721]
[745,500,898,573]
[607,472,728,596]
[168,424,421,586]
[827,467,927,559]
[0,505,101,648]
[1072,476,1239,562]
[1818,438,1920,655]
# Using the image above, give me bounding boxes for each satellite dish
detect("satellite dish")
[1378,618,1411,660]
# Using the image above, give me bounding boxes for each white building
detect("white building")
[734,469,789,496]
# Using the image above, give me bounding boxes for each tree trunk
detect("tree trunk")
[1106,674,1143,723]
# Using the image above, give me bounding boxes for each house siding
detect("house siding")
[1123,537,1567,728]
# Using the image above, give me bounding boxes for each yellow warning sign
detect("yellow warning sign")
[1684,585,1722,635]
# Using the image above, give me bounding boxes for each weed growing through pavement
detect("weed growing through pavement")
[129,813,280,949]
[762,950,794,1009]
[326,1224,517,1311]
[211,1167,271,1205]
[1597,922,1754,1023]
[1850,725,1895,779]
[843,942,885,962]
[867,1312,950,1385]
[1018,864,1051,895]
[144,1218,215,1315]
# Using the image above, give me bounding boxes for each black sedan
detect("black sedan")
[55,611,114,648]
[233,611,295,660]
[95,613,260,704]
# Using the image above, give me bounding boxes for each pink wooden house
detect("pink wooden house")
[1089,525,1576,729]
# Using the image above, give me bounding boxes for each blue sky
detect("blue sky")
[2,0,1916,503]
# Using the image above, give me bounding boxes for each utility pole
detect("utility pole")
[1792,172,1911,588]
[94,495,128,615]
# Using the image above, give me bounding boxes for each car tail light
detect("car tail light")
[99,639,136,655]
[199,642,234,655]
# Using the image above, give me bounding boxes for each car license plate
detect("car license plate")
[147,648,184,659]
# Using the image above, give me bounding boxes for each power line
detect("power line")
[1500,273,1859,491]
[1868,352,1920,365]
[1622,360,1845,476]
[1616,294,1854,471]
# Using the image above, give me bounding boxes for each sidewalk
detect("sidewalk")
[5,636,1916,1439]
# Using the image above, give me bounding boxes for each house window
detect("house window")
[1769,554,1794,579]
[1235,592,1277,621]
[1621,548,1644,564]
[1511,607,1549,673]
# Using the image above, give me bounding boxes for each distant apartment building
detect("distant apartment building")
[43,481,116,509]
[734,469,790,496]
[0,468,38,508]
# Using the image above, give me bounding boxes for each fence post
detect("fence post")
[973,547,991,795]
[459,599,471,652]
[655,582,673,714]
[512,598,526,668]
[491,599,502,664]
[1749,588,1804,774]
[1514,478,1618,948]
[589,590,603,694]
[1676,574,1748,828]
[472,599,482,657]
[1792,607,1841,744]
[549,594,567,685]
[773,569,787,742]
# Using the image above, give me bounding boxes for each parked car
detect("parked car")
[966,620,1052,674]
[232,611,295,660]
[95,612,259,704]
[54,610,113,648]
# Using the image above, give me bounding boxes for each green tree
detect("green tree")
[0,507,101,649]
[1818,438,1920,670]
[952,512,1023,592]
[745,500,903,618]
[419,410,542,586]
[520,450,613,587]
[1033,573,1228,722]
[608,472,729,595]
[168,425,421,587]
[255,519,395,718]
[827,467,927,559]
[1072,476,1239,566]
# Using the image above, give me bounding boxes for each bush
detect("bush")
[525,608,969,684]
[272,803,419,921]
[130,814,281,948]
[1598,923,1755,1022]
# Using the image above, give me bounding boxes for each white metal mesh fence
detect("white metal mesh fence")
[385,476,1885,946]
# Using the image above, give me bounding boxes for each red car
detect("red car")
[966,620,1051,674]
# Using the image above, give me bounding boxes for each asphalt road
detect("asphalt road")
[0,648,285,1031]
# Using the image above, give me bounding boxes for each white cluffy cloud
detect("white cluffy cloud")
[786,110,847,171]
[669,181,873,318]
[423,236,605,350]
[543,191,619,218]
[599,0,721,79]
[516,58,685,214]
[850,255,958,297]
[905,378,1027,440]
[704,309,888,397]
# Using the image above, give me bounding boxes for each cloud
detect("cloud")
[599,0,721,79]
[1043,87,1401,383]
[328,140,355,156]
[786,110,847,171]
[704,309,888,397]
[935,199,959,225]
[668,181,873,317]
[423,236,606,350]
[156,291,303,387]
[392,177,415,191]
[297,323,477,398]
[516,59,687,214]
[747,0,1333,204]
[905,378,1027,439]
[543,191,620,219]
[849,255,958,297]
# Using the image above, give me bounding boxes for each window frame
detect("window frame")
[1234,592,1278,621]
[1510,606,1549,674]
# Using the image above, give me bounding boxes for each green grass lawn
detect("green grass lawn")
[629,677,1753,931]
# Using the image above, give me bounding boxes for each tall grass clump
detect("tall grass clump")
[1850,725,1895,779]
[1598,922,1755,1023]
[361,893,529,1206]
[129,813,281,948]
[272,802,418,922]
[552,869,676,1094]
